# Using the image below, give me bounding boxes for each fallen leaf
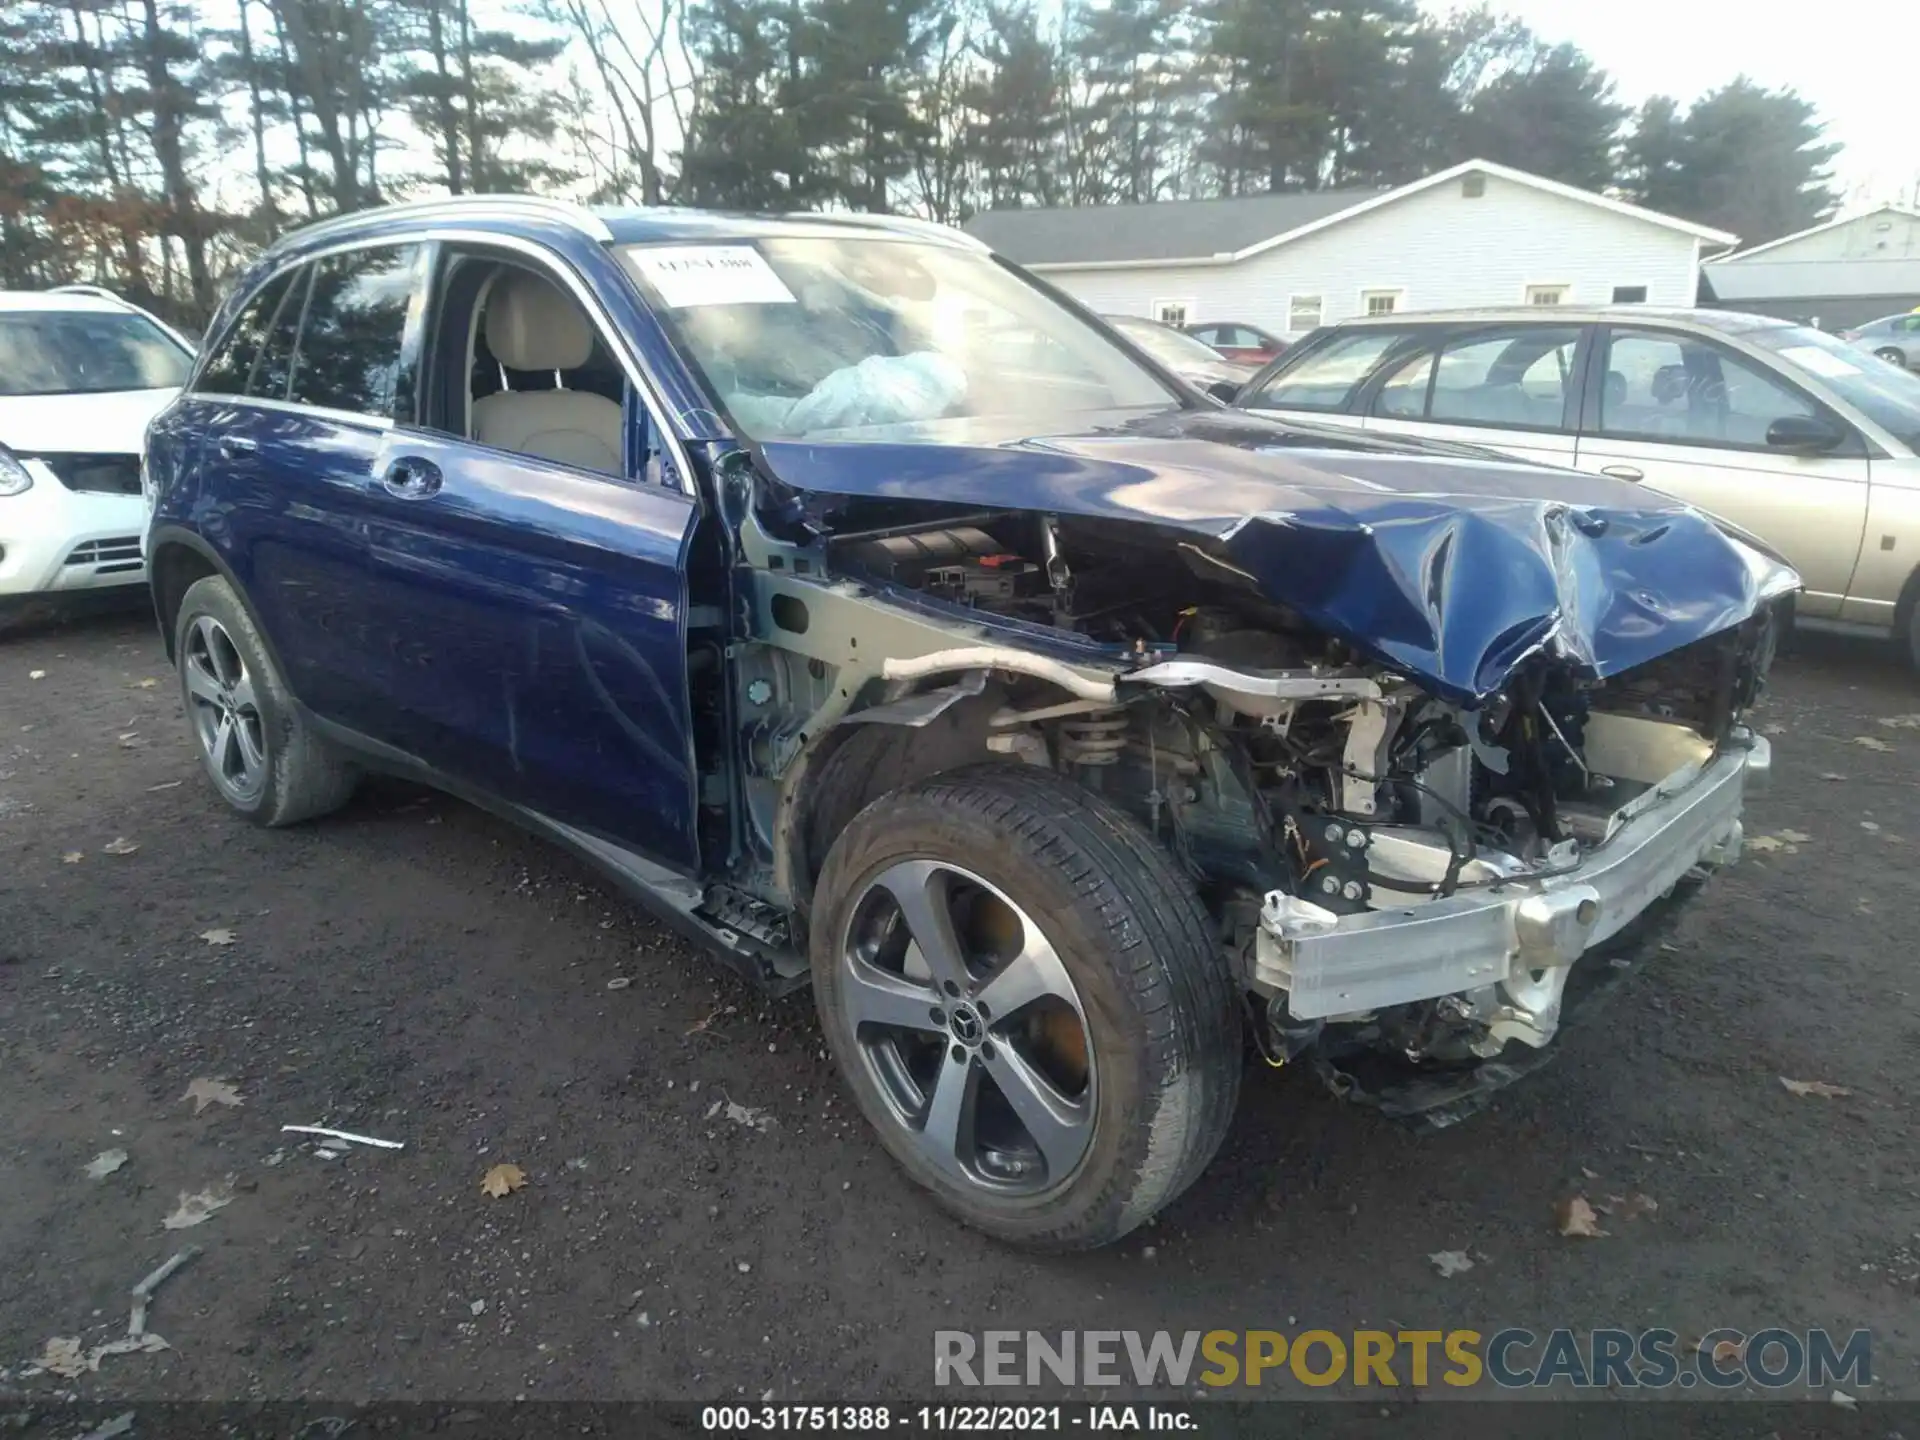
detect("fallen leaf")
[162,1180,234,1229]
[84,1148,129,1180]
[62,850,83,864]
[181,1077,242,1114]
[117,732,143,748]
[1428,1249,1475,1277]
[1579,1165,1601,1180]
[1554,1195,1608,1238]
[1877,714,1920,730]
[135,678,158,689]
[199,927,236,946]
[36,1336,87,1378]
[685,1006,724,1035]
[102,836,140,855]
[710,1097,776,1133]
[1862,820,1882,832]
[1832,1390,1858,1409]
[1780,1076,1851,1098]
[1712,1336,1748,1368]
[1819,772,1846,781]
[29,669,46,680]
[481,1162,527,1198]
[1779,828,1811,844]
[1851,736,1892,752]
[146,780,182,791]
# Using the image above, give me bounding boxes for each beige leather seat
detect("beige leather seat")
[471,272,623,473]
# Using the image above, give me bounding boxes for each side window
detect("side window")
[196,270,296,396]
[1598,329,1819,448]
[287,246,422,419]
[1426,326,1581,431]
[250,264,311,400]
[1371,349,1434,418]
[1243,329,1409,413]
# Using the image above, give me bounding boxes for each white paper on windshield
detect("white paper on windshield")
[1778,344,1863,379]
[631,246,795,308]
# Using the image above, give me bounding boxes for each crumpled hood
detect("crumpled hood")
[756,407,1800,705]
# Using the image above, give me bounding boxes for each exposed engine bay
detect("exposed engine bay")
[816,505,1780,1107]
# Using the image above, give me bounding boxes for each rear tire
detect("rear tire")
[811,763,1241,1249]
[174,575,358,826]
[1875,346,1908,369]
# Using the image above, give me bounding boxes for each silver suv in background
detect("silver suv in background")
[1238,307,1920,661]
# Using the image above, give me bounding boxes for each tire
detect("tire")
[174,574,358,826]
[811,763,1241,1249]
[1875,346,1908,368]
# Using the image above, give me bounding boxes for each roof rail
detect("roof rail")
[783,212,992,253]
[49,283,130,305]
[276,194,615,250]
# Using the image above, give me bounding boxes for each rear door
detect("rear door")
[233,243,431,733]
[1358,322,1589,468]
[1571,325,1870,616]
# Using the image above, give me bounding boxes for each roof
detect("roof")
[1319,303,1794,334]
[1712,204,1920,262]
[264,195,991,256]
[965,159,1737,270]
[1701,258,1920,303]
[964,188,1377,265]
[0,290,132,314]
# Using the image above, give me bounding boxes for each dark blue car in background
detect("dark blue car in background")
[145,196,1794,1248]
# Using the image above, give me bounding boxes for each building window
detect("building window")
[1153,300,1190,327]
[1362,289,1403,317]
[1611,285,1648,304]
[1288,294,1324,332]
[1525,284,1568,306]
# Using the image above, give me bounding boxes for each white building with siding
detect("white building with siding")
[965,160,1737,339]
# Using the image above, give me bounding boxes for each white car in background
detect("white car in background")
[0,287,195,625]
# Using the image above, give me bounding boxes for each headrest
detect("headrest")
[486,271,593,372]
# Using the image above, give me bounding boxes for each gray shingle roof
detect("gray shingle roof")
[963,189,1384,265]
[1702,258,1920,302]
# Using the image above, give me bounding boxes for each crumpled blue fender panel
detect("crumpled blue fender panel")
[757,408,1800,705]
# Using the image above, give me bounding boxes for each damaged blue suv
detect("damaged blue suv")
[144,197,1795,1249]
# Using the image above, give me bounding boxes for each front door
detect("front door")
[350,247,702,871]
[1572,325,1870,616]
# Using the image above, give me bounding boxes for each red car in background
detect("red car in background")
[1184,321,1289,366]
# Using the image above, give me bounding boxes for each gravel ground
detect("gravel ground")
[1,609,1917,1404]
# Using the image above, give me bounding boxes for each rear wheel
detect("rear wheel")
[811,764,1241,1249]
[1875,346,1908,368]
[174,575,358,826]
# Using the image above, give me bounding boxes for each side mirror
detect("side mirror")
[1204,378,1243,404]
[1765,413,1845,453]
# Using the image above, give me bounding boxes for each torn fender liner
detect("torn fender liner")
[757,407,1800,704]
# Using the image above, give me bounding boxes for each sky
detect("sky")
[1442,0,1920,209]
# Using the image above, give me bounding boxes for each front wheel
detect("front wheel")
[1875,346,1908,368]
[811,764,1241,1249]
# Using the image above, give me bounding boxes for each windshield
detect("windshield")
[1748,324,1920,449]
[0,310,193,397]
[621,237,1178,441]
[1106,315,1232,369]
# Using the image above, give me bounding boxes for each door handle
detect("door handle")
[380,456,443,500]
[1600,464,1644,482]
[216,435,257,460]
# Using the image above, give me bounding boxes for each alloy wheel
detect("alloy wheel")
[183,614,267,804]
[837,859,1097,1196]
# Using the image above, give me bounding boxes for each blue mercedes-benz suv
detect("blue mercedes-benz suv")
[145,196,1793,1248]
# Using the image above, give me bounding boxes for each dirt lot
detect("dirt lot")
[2,608,1918,1404]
